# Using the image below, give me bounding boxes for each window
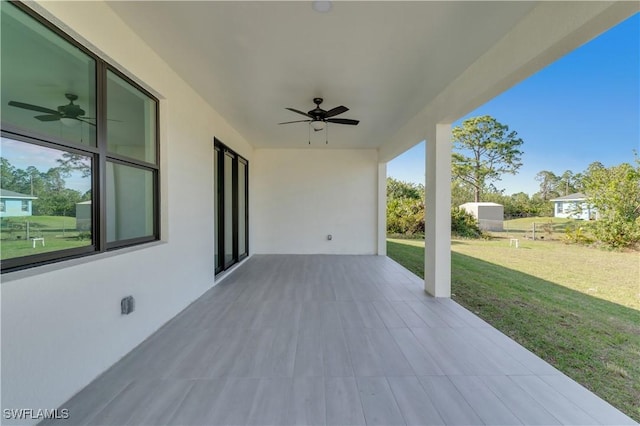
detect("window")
[0,201,5,213]
[214,140,248,274]
[1,3,159,272]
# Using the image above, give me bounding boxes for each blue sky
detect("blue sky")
[1,137,91,193]
[388,13,639,196]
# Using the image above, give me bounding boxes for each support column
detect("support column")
[377,162,387,256]
[425,124,451,297]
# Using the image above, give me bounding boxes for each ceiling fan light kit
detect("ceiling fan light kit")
[310,120,325,131]
[60,117,81,127]
[279,97,359,145]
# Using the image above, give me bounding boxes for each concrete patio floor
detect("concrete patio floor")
[43,255,636,425]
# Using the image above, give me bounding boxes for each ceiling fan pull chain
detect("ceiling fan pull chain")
[308,122,311,145]
[326,123,328,144]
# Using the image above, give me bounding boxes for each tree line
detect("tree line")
[0,155,90,217]
[388,115,640,248]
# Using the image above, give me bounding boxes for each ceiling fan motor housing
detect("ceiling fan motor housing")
[58,98,85,117]
[310,98,325,119]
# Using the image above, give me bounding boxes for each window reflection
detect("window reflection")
[106,162,154,243]
[0,137,92,260]
[1,2,97,147]
[107,71,156,163]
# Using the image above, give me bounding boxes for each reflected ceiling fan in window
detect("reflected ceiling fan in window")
[8,93,97,127]
[278,97,359,144]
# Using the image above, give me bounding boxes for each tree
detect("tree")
[0,157,16,189]
[387,177,422,200]
[57,152,91,178]
[451,115,524,202]
[535,170,559,201]
[583,158,640,248]
[556,170,583,196]
[450,180,474,208]
[0,157,85,217]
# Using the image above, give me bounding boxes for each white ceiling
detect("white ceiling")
[105,1,635,152]
[106,1,538,149]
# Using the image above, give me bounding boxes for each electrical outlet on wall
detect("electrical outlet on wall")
[121,296,135,315]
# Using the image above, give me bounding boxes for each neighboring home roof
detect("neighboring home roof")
[0,189,38,199]
[549,193,588,202]
[460,202,503,207]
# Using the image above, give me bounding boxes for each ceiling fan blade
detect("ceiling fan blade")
[35,114,61,122]
[8,101,59,115]
[76,118,96,126]
[278,119,312,125]
[81,116,123,122]
[325,105,348,118]
[285,108,313,118]
[326,118,359,125]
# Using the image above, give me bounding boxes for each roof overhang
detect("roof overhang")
[94,1,639,159]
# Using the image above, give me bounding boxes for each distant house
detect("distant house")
[0,189,37,218]
[459,202,504,231]
[549,193,597,220]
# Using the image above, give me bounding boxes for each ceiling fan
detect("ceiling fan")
[279,97,359,132]
[8,93,96,126]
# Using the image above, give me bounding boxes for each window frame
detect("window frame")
[214,139,248,275]
[1,2,160,272]
[103,64,160,251]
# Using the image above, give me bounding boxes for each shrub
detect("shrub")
[451,207,482,238]
[77,231,92,241]
[583,160,640,249]
[563,223,594,245]
[591,215,640,249]
[387,197,425,236]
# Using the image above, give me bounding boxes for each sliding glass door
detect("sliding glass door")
[214,139,248,274]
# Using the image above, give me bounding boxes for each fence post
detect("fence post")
[532,222,536,241]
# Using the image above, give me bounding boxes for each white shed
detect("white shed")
[76,200,92,231]
[460,202,504,231]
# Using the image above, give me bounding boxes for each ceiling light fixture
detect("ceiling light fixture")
[311,120,325,131]
[60,117,80,127]
[312,1,332,13]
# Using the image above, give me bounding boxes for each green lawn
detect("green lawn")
[0,216,90,260]
[387,237,640,421]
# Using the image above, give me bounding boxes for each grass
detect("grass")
[0,215,91,260]
[387,236,640,422]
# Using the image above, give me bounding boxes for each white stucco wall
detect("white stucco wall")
[252,149,379,255]
[1,1,252,422]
